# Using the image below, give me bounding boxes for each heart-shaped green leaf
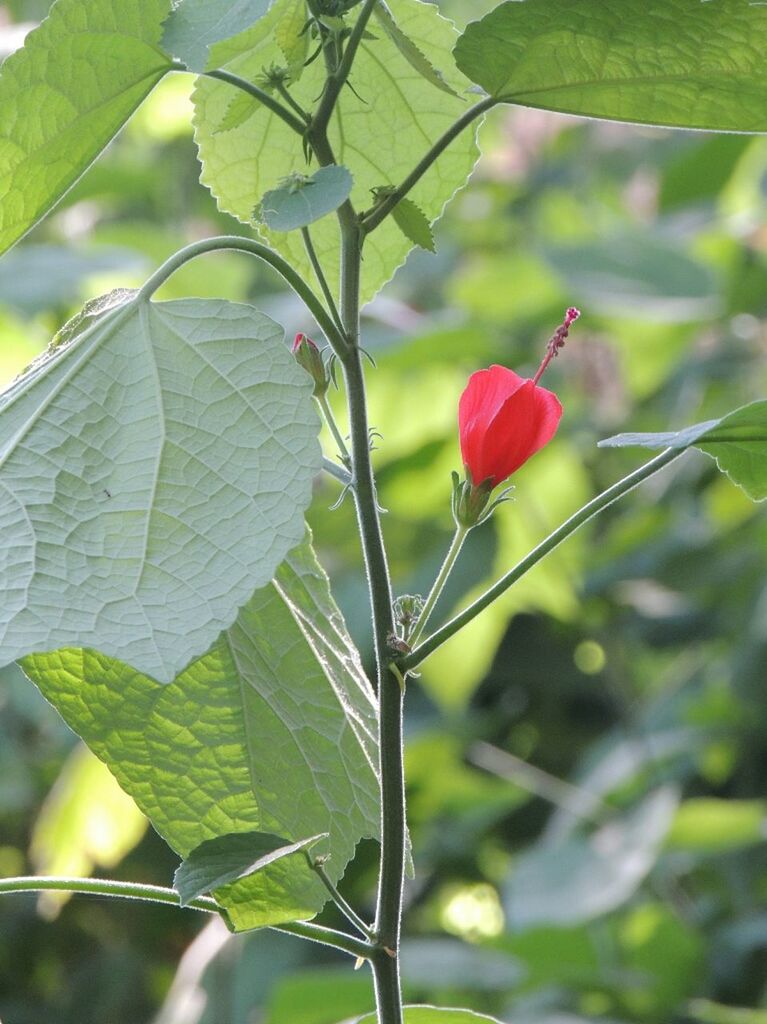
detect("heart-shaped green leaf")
[21,535,380,930]
[0,291,321,682]
[455,0,767,132]
[0,0,173,257]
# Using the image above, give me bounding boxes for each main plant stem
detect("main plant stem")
[335,171,405,1024]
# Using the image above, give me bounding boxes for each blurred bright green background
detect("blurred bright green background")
[2,2,767,1023]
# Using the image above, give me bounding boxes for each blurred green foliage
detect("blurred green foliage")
[1,2,767,1023]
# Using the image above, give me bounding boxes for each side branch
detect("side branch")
[182,64,308,136]
[399,447,687,671]
[136,235,349,357]
[361,96,496,234]
[0,876,374,960]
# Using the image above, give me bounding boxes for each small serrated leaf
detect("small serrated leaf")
[258,166,354,232]
[391,198,436,253]
[174,830,327,906]
[373,1,460,98]
[213,92,258,134]
[275,0,309,81]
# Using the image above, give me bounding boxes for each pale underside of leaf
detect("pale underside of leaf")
[0,0,173,258]
[21,536,381,930]
[193,0,480,305]
[162,0,275,72]
[599,400,767,502]
[0,294,321,682]
[258,165,354,232]
[454,0,767,133]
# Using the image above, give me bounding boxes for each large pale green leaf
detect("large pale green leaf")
[162,0,274,73]
[0,291,321,683]
[21,536,381,930]
[599,401,767,502]
[193,0,479,305]
[455,0,767,132]
[0,0,173,257]
[355,1007,503,1024]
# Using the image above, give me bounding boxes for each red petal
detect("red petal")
[479,382,562,484]
[459,366,527,481]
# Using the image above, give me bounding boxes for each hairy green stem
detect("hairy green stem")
[302,226,345,334]
[195,66,308,136]
[409,525,468,648]
[399,447,686,673]
[361,97,496,234]
[0,876,374,959]
[136,235,348,357]
[317,393,351,466]
[313,0,379,134]
[308,856,374,938]
[338,204,405,1024]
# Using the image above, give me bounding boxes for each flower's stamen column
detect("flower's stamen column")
[533,306,581,385]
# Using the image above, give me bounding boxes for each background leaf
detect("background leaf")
[21,535,380,930]
[193,0,479,305]
[0,0,172,257]
[162,0,274,73]
[259,167,354,232]
[174,830,326,907]
[599,401,767,502]
[0,294,321,682]
[30,743,147,918]
[504,788,679,929]
[455,0,767,131]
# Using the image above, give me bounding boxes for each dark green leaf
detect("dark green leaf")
[373,1,459,98]
[162,0,274,73]
[0,0,172,257]
[599,401,767,502]
[21,535,380,930]
[174,830,326,906]
[391,198,436,253]
[455,0,767,131]
[258,166,354,232]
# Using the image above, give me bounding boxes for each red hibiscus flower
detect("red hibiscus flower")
[459,308,579,488]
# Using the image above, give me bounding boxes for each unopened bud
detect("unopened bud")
[292,333,328,398]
